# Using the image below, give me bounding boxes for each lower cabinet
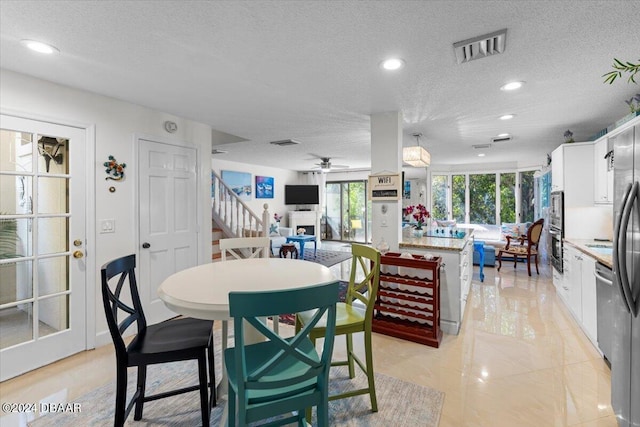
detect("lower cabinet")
[560,244,598,347]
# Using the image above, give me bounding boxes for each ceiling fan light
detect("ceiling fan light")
[403,146,431,167]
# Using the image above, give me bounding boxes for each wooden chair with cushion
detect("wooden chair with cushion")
[295,243,381,418]
[101,254,215,427]
[225,281,340,427]
[497,218,545,276]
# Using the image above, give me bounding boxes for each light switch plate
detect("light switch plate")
[100,219,115,233]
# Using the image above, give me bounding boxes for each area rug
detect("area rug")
[301,249,352,267]
[29,332,444,427]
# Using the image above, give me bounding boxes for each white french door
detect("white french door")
[138,138,199,324]
[0,115,87,381]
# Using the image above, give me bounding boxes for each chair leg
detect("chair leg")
[208,338,216,408]
[513,255,517,269]
[317,397,330,427]
[346,333,355,379]
[497,251,503,271]
[364,329,378,412]
[198,354,210,427]
[228,383,237,427]
[114,364,128,427]
[134,365,147,420]
[527,256,532,276]
[535,254,540,274]
[222,320,229,355]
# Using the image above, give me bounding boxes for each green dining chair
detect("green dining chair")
[295,243,381,416]
[225,281,340,427]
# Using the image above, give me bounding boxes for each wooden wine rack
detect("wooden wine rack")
[373,252,442,347]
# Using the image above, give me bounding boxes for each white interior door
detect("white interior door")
[138,138,198,323]
[0,115,87,381]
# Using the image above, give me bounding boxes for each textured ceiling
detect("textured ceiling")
[1,0,638,172]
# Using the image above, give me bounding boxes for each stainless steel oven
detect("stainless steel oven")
[550,191,564,230]
[549,226,563,272]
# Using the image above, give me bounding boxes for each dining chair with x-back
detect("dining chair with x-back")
[225,281,340,426]
[101,254,216,427]
[296,243,381,418]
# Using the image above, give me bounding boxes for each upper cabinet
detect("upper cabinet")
[551,145,564,192]
[593,138,614,204]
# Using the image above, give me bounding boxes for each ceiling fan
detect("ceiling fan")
[310,156,349,172]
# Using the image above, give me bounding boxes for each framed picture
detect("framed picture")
[255,175,274,199]
[211,171,216,199]
[368,173,401,201]
[403,180,411,199]
[221,170,252,201]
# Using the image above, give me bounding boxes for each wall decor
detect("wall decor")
[221,170,251,201]
[403,180,411,199]
[104,155,126,181]
[255,175,274,199]
[368,172,401,201]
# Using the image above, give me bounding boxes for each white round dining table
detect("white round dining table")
[158,257,335,321]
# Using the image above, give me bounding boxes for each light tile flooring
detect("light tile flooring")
[0,242,616,426]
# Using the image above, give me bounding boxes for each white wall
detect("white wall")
[1,70,213,345]
[212,158,301,227]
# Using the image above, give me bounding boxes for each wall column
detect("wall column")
[370,111,403,251]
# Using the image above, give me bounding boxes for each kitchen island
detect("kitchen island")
[399,229,474,335]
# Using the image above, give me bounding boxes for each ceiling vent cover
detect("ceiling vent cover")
[211,148,228,155]
[453,29,507,64]
[473,144,492,149]
[270,139,301,146]
[491,135,512,143]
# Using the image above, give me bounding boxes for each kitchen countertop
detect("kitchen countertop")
[400,228,474,252]
[564,238,613,269]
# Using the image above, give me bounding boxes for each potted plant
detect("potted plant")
[403,204,430,236]
[0,215,21,259]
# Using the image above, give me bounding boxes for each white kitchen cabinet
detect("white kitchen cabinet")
[559,243,598,347]
[551,145,564,192]
[580,254,597,345]
[593,137,614,204]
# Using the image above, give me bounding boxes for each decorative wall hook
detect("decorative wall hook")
[104,155,126,181]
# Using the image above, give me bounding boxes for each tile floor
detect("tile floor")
[0,242,616,426]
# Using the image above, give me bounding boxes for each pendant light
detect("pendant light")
[403,133,431,167]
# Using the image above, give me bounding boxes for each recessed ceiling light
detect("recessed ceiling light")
[497,133,510,137]
[478,153,486,157]
[500,81,524,91]
[380,58,405,71]
[21,39,59,54]
[499,114,515,120]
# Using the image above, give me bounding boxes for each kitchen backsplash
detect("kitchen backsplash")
[565,206,613,241]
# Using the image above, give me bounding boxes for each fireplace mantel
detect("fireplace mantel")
[288,211,321,244]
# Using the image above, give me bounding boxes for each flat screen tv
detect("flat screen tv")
[285,185,319,205]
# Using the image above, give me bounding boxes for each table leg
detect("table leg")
[313,239,317,256]
[298,241,306,259]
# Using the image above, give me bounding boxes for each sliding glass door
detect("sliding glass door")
[323,180,369,243]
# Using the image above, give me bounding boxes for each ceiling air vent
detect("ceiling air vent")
[491,135,512,143]
[453,29,507,64]
[211,149,228,155]
[473,144,492,149]
[270,139,301,146]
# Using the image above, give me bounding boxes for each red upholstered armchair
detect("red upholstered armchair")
[497,218,544,276]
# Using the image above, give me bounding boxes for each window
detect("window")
[452,174,466,223]
[431,175,448,220]
[469,173,496,224]
[500,173,516,223]
[520,171,535,222]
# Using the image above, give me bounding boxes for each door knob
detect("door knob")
[73,250,84,259]
[142,242,151,249]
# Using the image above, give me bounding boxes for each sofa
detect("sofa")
[269,225,293,256]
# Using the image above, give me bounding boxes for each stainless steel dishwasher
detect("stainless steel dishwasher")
[594,262,613,365]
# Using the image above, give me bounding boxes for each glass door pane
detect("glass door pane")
[469,173,496,224]
[324,183,342,241]
[346,181,366,243]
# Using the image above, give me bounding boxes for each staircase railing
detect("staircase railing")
[211,170,270,239]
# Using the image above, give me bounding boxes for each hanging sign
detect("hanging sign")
[368,173,401,201]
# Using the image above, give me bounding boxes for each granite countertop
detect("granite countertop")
[564,238,613,269]
[400,228,474,252]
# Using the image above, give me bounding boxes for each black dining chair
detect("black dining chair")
[101,254,216,426]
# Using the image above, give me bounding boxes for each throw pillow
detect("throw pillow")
[269,222,280,236]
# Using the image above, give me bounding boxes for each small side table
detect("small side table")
[285,235,317,260]
[279,243,298,259]
[473,241,485,282]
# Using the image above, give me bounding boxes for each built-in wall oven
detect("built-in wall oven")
[549,191,564,272]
